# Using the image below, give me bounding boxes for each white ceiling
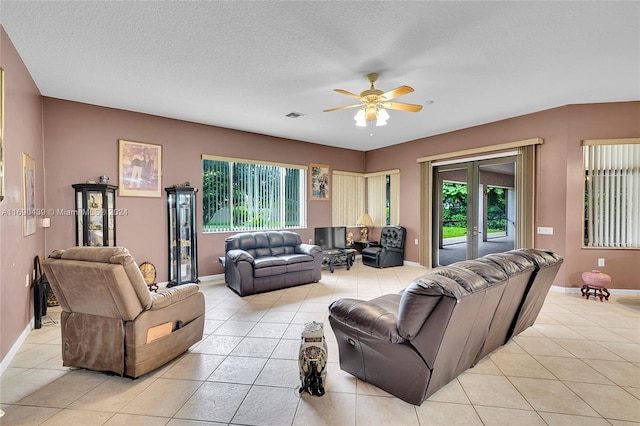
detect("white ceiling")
[1,1,638,151]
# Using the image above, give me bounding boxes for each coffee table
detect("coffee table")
[322,249,356,273]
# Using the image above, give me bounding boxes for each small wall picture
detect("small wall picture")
[22,153,36,236]
[118,139,162,197]
[310,163,330,201]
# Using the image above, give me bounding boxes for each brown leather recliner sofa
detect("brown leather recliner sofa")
[224,231,323,296]
[42,246,205,378]
[328,248,563,405]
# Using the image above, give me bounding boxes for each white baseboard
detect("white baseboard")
[0,318,33,377]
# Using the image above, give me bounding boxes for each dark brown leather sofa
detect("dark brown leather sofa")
[224,231,323,296]
[328,248,563,405]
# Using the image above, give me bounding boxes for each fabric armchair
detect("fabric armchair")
[42,246,205,378]
[362,225,406,268]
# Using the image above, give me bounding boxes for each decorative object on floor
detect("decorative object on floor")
[42,246,205,378]
[362,225,406,268]
[299,321,328,397]
[323,73,423,127]
[139,261,158,292]
[309,163,330,200]
[33,255,48,329]
[118,139,162,197]
[581,269,611,301]
[357,213,374,242]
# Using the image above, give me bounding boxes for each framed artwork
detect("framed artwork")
[309,163,330,201]
[118,139,162,197]
[22,153,36,236]
[0,68,4,202]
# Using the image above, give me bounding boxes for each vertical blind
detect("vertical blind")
[202,155,306,232]
[584,141,640,248]
[366,170,400,226]
[332,172,365,226]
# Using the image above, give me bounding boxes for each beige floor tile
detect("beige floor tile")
[458,373,532,410]
[356,394,419,426]
[474,405,547,425]
[568,324,635,342]
[564,381,640,423]
[261,309,296,323]
[229,336,280,357]
[0,368,68,404]
[538,411,611,425]
[416,401,482,425]
[255,358,300,388]
[533,355,615,384]
[17,369,108,408]
[9,343,61,368]
[553,338,625,361]
[508,377,599,416]
[69,375,155,412]
[212,319,256,336]
[489,352,555,379]
[596,341,640,363]
[426,378,471,404]
[174,381,250,423]
[247,321,289,338]
[160,353,225,381]
[120,378,201,418]
[0,405,60,425]
[271,338,300,360]
[190,334,242,355]
[232,385,300,425]
[293,391,356,426]
[512,336,574,357]
[40,408,114,425]
[208,355,267,384]
[324,362,357,394]
[532,323,588,339]
[103,413,170,425]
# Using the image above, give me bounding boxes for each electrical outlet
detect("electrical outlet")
[25,274,30,288]
[598,258,605,267]
[414,238,419,245]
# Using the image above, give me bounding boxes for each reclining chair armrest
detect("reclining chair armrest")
[226,249,254,264]
[329,298,405,343]
[151,284,200,310]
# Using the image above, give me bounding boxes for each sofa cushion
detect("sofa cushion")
[279,254,313,264]
[424,266,488,292]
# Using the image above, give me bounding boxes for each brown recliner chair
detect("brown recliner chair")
[42,247,205,378]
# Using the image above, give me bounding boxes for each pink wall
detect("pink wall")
[42,98,365,281]
[0,27,45,361]
[366,102,640,290]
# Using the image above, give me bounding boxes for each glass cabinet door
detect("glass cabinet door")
[166,186,198,286]
[72,183,118,247]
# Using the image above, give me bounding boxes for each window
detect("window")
[202,155,306,232]
[332,171,365,226]
[583,139,640,248]
[367,170,400,226]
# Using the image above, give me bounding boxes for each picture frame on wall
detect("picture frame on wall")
[309,163,330,201]
[22,153,36,236]
[118,139,162,197]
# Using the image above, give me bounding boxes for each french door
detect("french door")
[433,156,516,266]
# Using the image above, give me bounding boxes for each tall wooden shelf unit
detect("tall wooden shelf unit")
[72,183,118,247]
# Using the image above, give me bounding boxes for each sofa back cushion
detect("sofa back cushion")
[226,231,303,257]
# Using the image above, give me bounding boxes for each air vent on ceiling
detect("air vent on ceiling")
[286,112,305,118]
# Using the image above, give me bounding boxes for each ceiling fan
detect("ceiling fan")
[323,73,423,127]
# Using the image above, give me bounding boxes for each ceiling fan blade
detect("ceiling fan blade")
[381,85,414,101]
[323,104,362,113]
[334,89,362,100]
[382,101,423,112]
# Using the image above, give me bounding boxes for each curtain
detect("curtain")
[332,172,365,226]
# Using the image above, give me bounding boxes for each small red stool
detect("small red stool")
[581,270,611,302]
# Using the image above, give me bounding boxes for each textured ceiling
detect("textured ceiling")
[1,1,638,151]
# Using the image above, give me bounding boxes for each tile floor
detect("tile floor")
[1,260,639,425]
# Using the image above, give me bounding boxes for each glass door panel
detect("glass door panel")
[434,156,516,266]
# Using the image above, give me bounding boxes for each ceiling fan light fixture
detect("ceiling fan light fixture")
[376,108,390,126]
[354,109,367,127]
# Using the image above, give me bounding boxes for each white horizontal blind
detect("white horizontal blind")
[332,172,364,226]
[584,143,640,248]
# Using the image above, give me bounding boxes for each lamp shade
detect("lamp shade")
[357,213,374,227]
